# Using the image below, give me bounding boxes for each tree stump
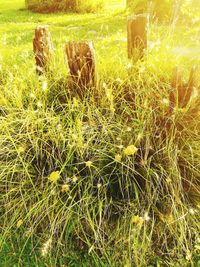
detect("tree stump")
[33,25,53,75]
[170,65,198,109]
[127,14,148,60]
[65,41,97,91]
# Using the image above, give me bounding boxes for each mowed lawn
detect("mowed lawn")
[0,0,128,79]
[1,0,200,77]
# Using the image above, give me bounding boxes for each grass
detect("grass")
[25,0,104,13]
[0,0,200,266]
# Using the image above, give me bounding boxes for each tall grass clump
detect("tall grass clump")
[25,0,104,13]
[0,44,200,266]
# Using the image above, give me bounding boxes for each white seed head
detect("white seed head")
[41,238,52,257]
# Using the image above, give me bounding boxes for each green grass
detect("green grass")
[0,0,200,266]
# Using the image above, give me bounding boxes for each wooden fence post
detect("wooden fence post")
[127,14,148,60]
[170,65,198,109]
[65,41,97,90]
[33,25,53,75]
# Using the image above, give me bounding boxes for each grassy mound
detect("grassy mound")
[0,60,200,265]
[25,0,104,13]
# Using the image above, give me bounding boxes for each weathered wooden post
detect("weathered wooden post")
[126,0,131,8]
[169,66,183,108]
[65,41,97,90]
[127,14,148,60]
[170,65,198,109]
[33,25,53,75]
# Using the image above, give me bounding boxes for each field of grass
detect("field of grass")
[0,0,200,266]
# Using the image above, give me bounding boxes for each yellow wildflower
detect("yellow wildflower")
[195,244,200,251]
[131,215,140,224]
[124,145,138,156]
[186,251,192,261]
[166,178,172,184]
[159,213,174,223]
[42,80,48,91]
[140,159,147,166]
[61,184,70,193]
[189,208,196,215]
[126,127,132,132]
[71,134,78,140]
[136,132,143,141]
[97,183,102,189]
[110,106,115,113]
[41,238,52,257]
[72,175,78,183]
[73,97,79,107]
[17,146,25,154]
[162,98,169,106]
[131,215,144,225]
[37,101,43,108]
[49,171,60,183]
[85,161,93,167]
[115,154,122,162]
[16,219,23,228]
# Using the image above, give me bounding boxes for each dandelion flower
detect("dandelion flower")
[49,171,60,183]
[115,154,122,162]
[124,145,138,156]
[16,219,23,228]
[85,161,93,167]
[61,184,70,193]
